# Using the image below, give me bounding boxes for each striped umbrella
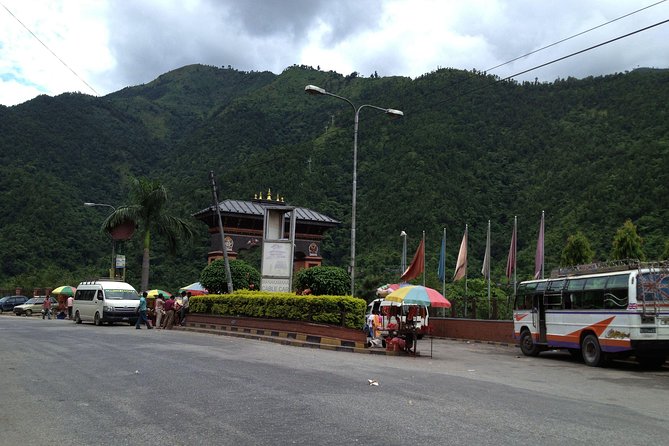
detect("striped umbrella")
[51,285,76,296]
[384,285,451,308]
[146,289,172,299]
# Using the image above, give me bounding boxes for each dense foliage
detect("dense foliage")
[188,290,366,329]
[1,64,668,304]
[561,232,595,266]
[199,259,261,294]
[294,266,350,296]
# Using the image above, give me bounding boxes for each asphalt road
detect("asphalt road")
[1,315,667,446]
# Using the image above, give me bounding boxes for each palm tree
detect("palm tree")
[102,177,194,291]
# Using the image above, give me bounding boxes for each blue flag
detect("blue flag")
[437,229,446,282]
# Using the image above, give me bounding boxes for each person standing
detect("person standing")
[154,293,165,329]
[67,295,74,320]
[163,295,175,329]
[42,296,52,320]
[135,291,153,330]
[180,291,190,326]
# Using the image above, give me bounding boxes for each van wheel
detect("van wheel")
[581,334,604,367]
[519,329,540,356]
[94,312,102,326]
[74,311,82,324]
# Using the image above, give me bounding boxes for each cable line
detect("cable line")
[1,2,99,96]
[485,0,667,73]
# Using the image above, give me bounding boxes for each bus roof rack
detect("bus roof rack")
[551,259,641,278]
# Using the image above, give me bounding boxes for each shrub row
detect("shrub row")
[189,291,366,329]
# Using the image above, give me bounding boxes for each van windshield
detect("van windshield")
[105,289,139,300]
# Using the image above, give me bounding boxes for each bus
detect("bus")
[513,261,669,367]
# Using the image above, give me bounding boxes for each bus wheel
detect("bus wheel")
[519,330,540,357]
[637,354,666,369]
[581,334,604,367]
[94,312,102,326]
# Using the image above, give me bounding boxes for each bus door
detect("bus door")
[533,293,547,343]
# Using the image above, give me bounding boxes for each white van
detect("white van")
[73,280,140,326]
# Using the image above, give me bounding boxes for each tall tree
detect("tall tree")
[561,232,595,267]
[611,219,644,261]
[102,177,194,291]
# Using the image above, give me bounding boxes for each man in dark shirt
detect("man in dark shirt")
[163,296,176,329]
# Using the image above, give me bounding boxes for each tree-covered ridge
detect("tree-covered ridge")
[0,64,667,300]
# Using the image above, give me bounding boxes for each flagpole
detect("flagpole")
[541,211,546,279]
[441,227,446,298]
[422,231,426,287]
[487,220,491,319]
[464,224,468,318]
[513,215,517,297]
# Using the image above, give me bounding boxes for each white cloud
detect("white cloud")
[1,0,668,106]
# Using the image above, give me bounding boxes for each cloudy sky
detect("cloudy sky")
[1,0,668,106]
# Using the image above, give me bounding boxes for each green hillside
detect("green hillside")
[1,64,667,299]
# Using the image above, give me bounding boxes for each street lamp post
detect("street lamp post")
[305,85,403,297]
[84,202,117,278]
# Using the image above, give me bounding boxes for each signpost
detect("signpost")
[261,205,296,293]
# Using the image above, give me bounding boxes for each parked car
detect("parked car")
[13,296,57,316]
[0,295,29,313]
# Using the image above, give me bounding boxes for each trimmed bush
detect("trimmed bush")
[294,266,350,296]
[189,291,366,329]
[200,259,261,294]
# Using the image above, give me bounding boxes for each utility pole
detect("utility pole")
[209,171,233,293]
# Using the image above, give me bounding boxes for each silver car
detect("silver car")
[13,296,57,316]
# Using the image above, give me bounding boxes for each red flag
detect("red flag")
[453,226,467,281]
[534,211,545,279]
[506,218,517,281]
[400,238,425,282]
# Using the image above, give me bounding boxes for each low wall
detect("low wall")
[188,314,367,343]
[429,318,514,344]
[189,314,514,345]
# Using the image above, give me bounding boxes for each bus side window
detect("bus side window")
[564,294,573,309]
[583,277,607,309]
[604,275,629,308]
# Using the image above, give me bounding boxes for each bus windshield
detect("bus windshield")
[105,289,139,300]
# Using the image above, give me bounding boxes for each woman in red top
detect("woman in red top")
[42,296,52,320]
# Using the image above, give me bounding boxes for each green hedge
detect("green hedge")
[189,291,366,329]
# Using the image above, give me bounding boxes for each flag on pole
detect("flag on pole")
[481,220,490,279]
[400,237,425,282]
[437,230,446,282]
[506,217,517,281]
[534,211,545,279]
[453,225,467,281]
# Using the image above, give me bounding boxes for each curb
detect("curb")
[178,322,422,356]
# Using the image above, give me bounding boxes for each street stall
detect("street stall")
[50,285,76,319]
[371,285,450,355]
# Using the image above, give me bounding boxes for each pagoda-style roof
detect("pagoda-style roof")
[193,199,340,227]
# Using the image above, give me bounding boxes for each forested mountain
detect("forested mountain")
[1,63,667,299]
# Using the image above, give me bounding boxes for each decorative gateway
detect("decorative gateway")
[513,261,669,368]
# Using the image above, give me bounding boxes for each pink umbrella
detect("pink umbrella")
[385,285,451,308]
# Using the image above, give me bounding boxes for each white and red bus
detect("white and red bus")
[513,261,669,367]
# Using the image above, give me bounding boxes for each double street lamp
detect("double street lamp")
[305,85,403,297]
[84,202,117,278]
